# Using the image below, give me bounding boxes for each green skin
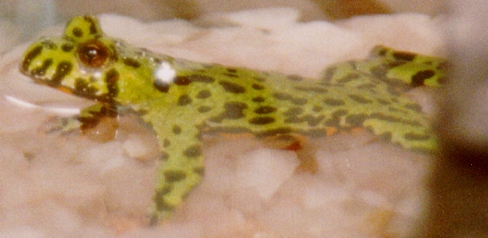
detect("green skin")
[19,15,445,222]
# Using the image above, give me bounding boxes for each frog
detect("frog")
[19,15,445,223]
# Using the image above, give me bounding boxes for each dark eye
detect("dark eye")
[77,40,110,68]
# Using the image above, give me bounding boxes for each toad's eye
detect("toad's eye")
[77,40,110,68]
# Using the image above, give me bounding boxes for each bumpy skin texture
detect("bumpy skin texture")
[20,15,445,222]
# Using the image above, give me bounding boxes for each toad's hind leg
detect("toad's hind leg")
[362,111,436,152]
[321,46,446,89]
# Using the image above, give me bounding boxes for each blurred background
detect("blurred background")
[0,0,445,41]
[4,0,488,237]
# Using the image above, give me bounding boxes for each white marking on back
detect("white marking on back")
[154,62,176,86]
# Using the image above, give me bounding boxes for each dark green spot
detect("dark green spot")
[31,58,53,77]
[249,116,275,125]
[174,75,215,86]
[312,106,322,112]
[321,66,337,82]
[61,44,74,52]
[252,84,264,90]
[198,106,212,113]
[21,45,43,72]
[210,102,247,122]
[123,57,141,68]
[254,106,277,114]
[84,16,99,35]
[222,102,247,119]
[376,99,391,105]
[174,76,191,85]
[224,73,238,78]
[227,68,237,73]
[345,113,368,127]
[74,80,98,100]
[196,90,211,99]
[411,70,435,87]
[158,185,172,196]
[324,109,348,127]
[283,107,303,117]
[104,69,119,100]
[183,145,202,158]
[154,80,170,93]
[178,95,192,106]
[152,57,161,64]
[50,61,73,86]
[154,187,175,212]
[337,73,361,84]
[393,51,416,61]
[164,170,187,183]
[387,61,407,68]
[193,167,205,176]
[72,27,83,38]
[160,152,169,161]
[376,47,388,56]
[163,139,170,147]
[219,81,246,94]
[173,125,182,134]
[348,94,373,104]
[41,40,57,50]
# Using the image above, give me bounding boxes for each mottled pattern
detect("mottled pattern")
[19,15,445,223]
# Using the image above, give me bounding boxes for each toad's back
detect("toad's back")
[19,15,445,222]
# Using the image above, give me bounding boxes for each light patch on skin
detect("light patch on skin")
[154,61,176,85]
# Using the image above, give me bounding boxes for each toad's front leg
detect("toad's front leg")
[144,110,205,223]
[41,102,118,140]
